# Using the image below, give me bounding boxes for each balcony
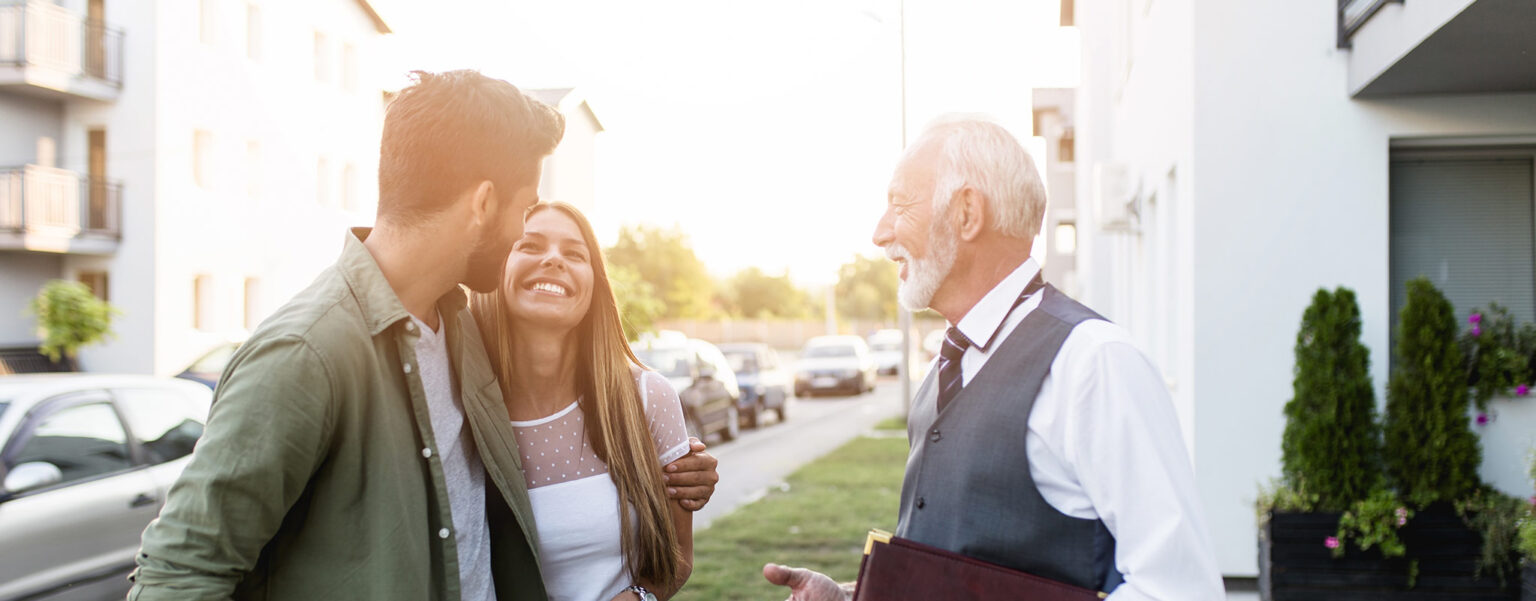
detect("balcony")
[0,165,121,254]
[0,1,124,101]
[1342,0,1536,97]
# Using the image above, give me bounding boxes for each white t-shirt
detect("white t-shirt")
[511,369,690,601]
[411,313,495,601]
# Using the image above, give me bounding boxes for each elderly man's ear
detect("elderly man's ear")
[955,186,988,242]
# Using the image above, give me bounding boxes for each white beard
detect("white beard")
[890,216,958,312]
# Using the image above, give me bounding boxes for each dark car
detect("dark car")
[633,338,741,442]
[794,335,878,397]
[175,340,242,390]
[717,343,791,429]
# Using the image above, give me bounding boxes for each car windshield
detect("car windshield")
[723,351,758,373]
[636,348,692,378]
[805,345,856,358]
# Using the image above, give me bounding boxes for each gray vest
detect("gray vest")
[896,285,1124,593]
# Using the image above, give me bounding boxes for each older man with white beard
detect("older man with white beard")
[762,115,1224,601]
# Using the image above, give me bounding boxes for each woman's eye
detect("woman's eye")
[565,251,587,262]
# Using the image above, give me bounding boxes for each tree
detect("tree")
[605,224,717,319]
[608,263,664,341]
[834,254,897,322]
[1384,277,1482,506]
[1280,287,1381,511]
[27,279,120,369]
[723,267,814,319]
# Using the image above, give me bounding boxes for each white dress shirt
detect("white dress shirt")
[948,258,1224,601]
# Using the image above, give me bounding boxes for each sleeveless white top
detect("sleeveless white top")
[510,369,689,601]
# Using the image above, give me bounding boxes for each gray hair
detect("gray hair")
[911,114,1046,242]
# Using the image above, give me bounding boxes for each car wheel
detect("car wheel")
[744,404,759,429]
[722,405,740,441]
[776,399,788,421]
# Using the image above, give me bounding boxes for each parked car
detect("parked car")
[717,343,791,428]
[794,335,878,397]
[632,338,741,442]
[0,374,213,601]
[175,339,243,390]
[866,329,903,375]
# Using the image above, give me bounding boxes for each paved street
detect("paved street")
[693,377,909,530]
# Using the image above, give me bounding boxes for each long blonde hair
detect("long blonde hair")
[470,202,681,586]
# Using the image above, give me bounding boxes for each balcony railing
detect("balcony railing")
[0,1,124,88]
[1338,0,1403,48]
[0,165,121,242]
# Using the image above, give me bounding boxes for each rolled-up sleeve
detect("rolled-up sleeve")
[129,336,336,600]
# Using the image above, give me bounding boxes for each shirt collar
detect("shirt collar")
[954,258,1042,352]
[338,227,469,337]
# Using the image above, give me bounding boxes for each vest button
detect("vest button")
[929,429,941,443]
[917,497,926,509]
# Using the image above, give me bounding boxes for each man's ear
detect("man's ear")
[955,186,988,242]
[468,180,497,226]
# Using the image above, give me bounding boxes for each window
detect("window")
[316,157,330,206]
[116,389,205,465]
[245,3,262,61]
[78,271,109,301]
[246,140,261,199]
[193,130,213,189]
[11,402,132,485]
[313,31,329,82]
[194,274,213,331]
[199,0,218,45]
[243,277,260,330]
[342,43,357,92]
[1389,151,1536,351]
[1059,127,1075,163]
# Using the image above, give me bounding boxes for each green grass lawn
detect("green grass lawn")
[676,436,909,601]
[872,415,907,431]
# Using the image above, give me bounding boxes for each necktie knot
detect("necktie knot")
[940,327,971,361]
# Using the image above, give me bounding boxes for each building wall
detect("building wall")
[1078,0,1536,576]
[0,95,63,166]
[541,101,600,216]
[0,253,63,345]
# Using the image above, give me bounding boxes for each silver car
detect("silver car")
[0,375,212,601]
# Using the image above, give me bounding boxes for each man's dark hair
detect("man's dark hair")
[378,70,565,224]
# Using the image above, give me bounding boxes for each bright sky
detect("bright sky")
[371,0,1077,286]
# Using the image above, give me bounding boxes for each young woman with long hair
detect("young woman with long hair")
[470,202,691,601]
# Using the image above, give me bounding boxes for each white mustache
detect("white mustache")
[885,244,910,263]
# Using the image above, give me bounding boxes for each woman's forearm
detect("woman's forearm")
[640,499,694,600]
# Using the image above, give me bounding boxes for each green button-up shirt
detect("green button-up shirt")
[129,229,546,601]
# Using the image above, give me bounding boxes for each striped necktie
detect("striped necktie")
[935,273,1046,413]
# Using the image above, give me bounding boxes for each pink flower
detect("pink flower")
[1324,536,1340,550]
[1471,325,1482,336]
[1395,507,1408,526]
[1518,384,1530,396]
[1476,412,1490,425]
[1469,313,1482,324]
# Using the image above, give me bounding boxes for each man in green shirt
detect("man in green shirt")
[129,71,719,601]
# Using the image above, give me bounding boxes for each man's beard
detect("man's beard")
[889,213,958,312]
[463,227,510,293]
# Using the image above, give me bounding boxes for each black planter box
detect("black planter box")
[1523,562,1535,601]
[1260,505,1520,600]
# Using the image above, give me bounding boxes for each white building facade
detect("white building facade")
[1074,0,1536,576]
[1,0,390,375]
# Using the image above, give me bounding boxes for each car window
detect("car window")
[116,388,206,464]
[636,348,692,378]
[723,351,757,373]
[805,345,856,358]
[11,402,133,484]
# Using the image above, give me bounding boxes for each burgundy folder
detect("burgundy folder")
[853,530,1108,601]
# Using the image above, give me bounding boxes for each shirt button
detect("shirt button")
[438,528,451,539]
[405,321,416,333]
[929,429,941,443]
[917,497,926,509]
[421,448,432,458]
[403,362,413,374]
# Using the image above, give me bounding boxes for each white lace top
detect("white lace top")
[511,369,689,601]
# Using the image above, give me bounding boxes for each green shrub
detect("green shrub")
[1460,303,1536,410]
[1281,288,1382,511]
[1384,278,1481,506]
[1334,489,1411,559]
[26,280,119,365]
